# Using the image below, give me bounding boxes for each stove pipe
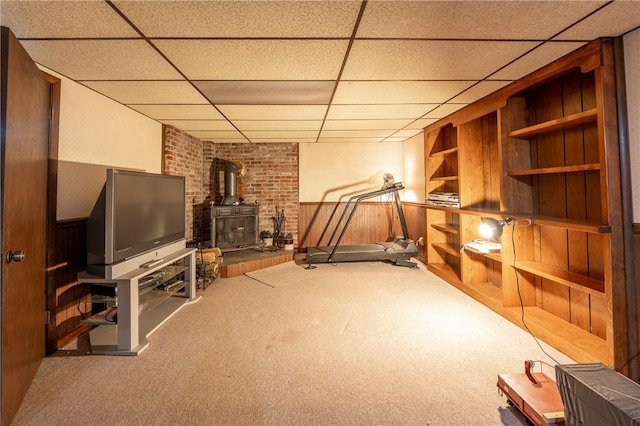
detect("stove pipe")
[221,161,240,205]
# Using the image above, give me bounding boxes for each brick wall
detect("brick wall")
[164,125,299,246]
[206,142,299,245]
[162,125,206,241]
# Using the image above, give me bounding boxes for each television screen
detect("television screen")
[87,169,186,275]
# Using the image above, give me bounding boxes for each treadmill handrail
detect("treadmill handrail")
[327,184,404,246]
[326,183,408,262]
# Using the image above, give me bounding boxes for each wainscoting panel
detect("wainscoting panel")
[47,219,88,353]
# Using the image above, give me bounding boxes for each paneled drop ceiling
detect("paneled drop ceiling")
[2,1,640,144]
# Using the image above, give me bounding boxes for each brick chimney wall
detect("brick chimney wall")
[205,142,299,245]
[163,125,299,246]
[162,125,206,241]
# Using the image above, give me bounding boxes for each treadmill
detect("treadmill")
[305,175,418,268]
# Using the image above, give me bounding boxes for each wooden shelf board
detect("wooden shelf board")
[430,175,459,181]
[484,252,503,263]
[507,108,598,139]
[430,146,458,157]
[430,223,459,235]
[436,277,608,365]
[426,205,461,214]
[504,306,608,365]
[513,260,605,296]
[528,216,611,233]
[508,163,600,177]
[427,262,461,284]
[431,242,461,257]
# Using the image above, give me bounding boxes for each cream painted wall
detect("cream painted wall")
[624,28,640,222]
[41,67,162,220]
[401,132,425,203]
[298,143,404,202]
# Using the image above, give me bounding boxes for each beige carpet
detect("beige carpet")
[13,260,574,425]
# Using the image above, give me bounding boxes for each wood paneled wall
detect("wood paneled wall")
[298,201,427,264]
[46,219,88,353]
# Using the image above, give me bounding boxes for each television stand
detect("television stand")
[78,247,199,355]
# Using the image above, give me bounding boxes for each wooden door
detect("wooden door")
[0,27,50,425]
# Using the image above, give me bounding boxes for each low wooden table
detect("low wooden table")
[497,372,565,425]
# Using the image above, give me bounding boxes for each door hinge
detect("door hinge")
[45,310,51,324]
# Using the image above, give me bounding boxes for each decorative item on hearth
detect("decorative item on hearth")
[260,229,273,246]
[272,207,286,248]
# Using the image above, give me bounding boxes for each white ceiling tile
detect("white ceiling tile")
[342,40,540,80]
[357,1,607,40]
[22,40,182,80]
[160,120,235,131]
[250,139,319,143]
[0,1,139,38]
[323,120,414,131]
[327,104,437,120]
[449,81,512,104]
[195,81,335,105]
[333,81,475,105]
[556,2,640,40]
[320,130,395,138]
[387,129,423,139]
[186,130,248,142]
[490,42,587,80]
[316,137,386,143]
[405,118,439,130]
[128,105,225,120]
[243,130,319,139]
[423,104,466,119]
[81,81,209,104]
[112,0,361,38]
[234,121,323,131]
[218,105,327,120]
[154,39,348,80]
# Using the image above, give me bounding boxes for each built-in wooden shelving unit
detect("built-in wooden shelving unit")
[424,38,631,373]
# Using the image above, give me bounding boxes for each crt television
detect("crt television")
[86,169,186,277]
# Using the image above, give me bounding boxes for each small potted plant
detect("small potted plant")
[283,233,294,251]
[260,230,273,246]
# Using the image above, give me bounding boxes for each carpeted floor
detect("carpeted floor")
[13,260,574,425]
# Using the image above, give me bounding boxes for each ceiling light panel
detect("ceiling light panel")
[160,120,235,131]
[490,42,586,80]
[218,105,327,120]
[327,104,438,120]
[357,1,607,40]
[127,105,225,120]
[233,121,323,131]
[21,40,181,81]
[0,1,139,38]
[342,40,540,80]
[153,39,348,80]
[81,81,209,105]
[194,81,335,105]
[112,0,361,38]
[554,2,640,40]
[333,81,475,105]
[323,120,414,131]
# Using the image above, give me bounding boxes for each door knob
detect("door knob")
[6,250,25,263]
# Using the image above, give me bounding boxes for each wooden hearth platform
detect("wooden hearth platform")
[219,248,294,278]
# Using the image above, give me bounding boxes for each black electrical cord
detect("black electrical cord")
[511,223,561,366]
